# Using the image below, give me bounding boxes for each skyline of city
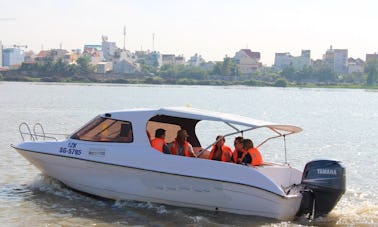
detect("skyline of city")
[2,0,378,65]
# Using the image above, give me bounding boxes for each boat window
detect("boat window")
[71,117,133,143]
[147,121,181,143]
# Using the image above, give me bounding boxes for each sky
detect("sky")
[1,0,378,65]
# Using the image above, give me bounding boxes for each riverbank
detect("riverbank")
[1,72,377,90]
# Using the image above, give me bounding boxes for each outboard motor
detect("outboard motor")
[296,160,346,218]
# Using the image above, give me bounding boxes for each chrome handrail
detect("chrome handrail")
[19,122,35,141]
[18,122,66,142]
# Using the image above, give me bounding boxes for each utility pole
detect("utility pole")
[152,33,155,51]
[123,26,126,50]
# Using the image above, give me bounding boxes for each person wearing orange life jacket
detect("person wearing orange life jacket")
[240,138,263,166]
[209,135,232,162]
[151,128,170,154]
[232,136,245,164]
[170,129,195,157]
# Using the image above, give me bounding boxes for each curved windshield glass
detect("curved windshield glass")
[71,117,133,143]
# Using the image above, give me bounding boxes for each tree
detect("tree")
[280,66,296,81]
[221,57,233,76]
[274,78,288,87]
[159,64,179,78]
[211,57,238,77]
[212,62,222,75]
[76,56,93,75]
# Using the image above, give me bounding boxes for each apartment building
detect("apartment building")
[323,46,348,74]
[2,47,25,67]
[274,50,311,70]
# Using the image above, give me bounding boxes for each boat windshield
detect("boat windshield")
[71,117,133,143]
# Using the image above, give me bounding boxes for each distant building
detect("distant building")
[175,55,185,65]
[136,50,162,68]
[366,53,378,63]
[35,50,50,62]
[102,36,117,61]
[292,50,311,69]
[162,54,176,65]
[83,45,104,65]
[347,58,364,74]
[2,47,25,67]
[233,49,261,75]
[323,46,348,74]
[24,51,36,63]
[274,53,292,70]
[96,62,113,74]
[187,53,205,67]
[64,52,79,64]
[274,50,311,70]
[113,59,140,74]
[147,51,162,67]
[111,49,139,73]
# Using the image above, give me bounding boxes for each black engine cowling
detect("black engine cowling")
[296,159,346,218]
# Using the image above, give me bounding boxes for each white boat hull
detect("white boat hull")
[16,148,302,221]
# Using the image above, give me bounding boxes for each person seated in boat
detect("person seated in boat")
[232,136,245,164]
[241,139,263,166]
[169,129,195,157]
[209,135,232,162]
[151,128,170,154]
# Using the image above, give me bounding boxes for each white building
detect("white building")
[274,50,311,70]
[187,53,205,67]
[112,49,140,73]
[274,53,292,70]
[102,36,117,61]
[347,58,364,74]
[113,59,140,74]
[2,47,25,67]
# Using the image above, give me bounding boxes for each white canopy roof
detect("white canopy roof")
[156,107,302,134]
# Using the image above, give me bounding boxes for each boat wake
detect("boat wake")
[113,200,168,214]
[331,189,378,225]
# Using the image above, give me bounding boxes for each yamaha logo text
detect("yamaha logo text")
[317,168,337,175]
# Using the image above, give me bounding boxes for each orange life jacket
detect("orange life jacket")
[232,149,244,163]
[151,137,166,152]
[170,140,193,157]
[244,147,263,166]
[209,145,232,162]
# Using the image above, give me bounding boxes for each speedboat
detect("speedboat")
[12,107,345,221]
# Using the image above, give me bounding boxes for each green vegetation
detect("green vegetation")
[2,55,378,89]
[17,56,95,79]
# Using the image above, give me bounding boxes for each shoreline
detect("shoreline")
[1,76,377,90]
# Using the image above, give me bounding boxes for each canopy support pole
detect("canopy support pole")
[284,135,287,164]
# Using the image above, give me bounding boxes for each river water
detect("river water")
[0,82,377,226]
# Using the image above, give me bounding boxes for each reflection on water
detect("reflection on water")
[1,82,377,226]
